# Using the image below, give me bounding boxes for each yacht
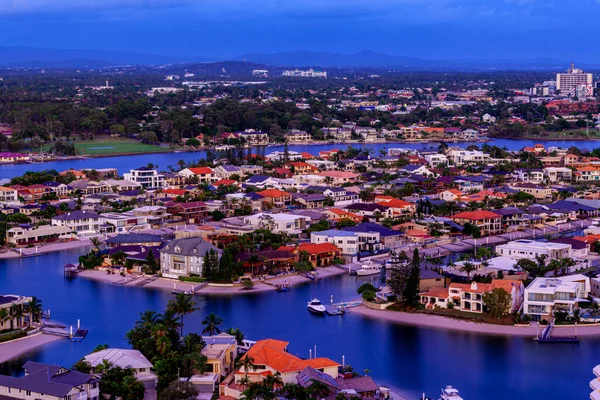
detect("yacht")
[355,261,382,276]
[439,386,463,400]
[307,298,326,314]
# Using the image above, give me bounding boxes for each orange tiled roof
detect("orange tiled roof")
[188,167,214,175]
[213,179,237,186]
[257,189,290,198]
[298,242,340,254]
[243,339,339,373]
[420,287,449,298]
[451,210,501,220]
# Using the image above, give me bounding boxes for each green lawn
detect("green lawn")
[45,139,171,156]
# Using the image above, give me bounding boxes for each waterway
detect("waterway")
[2,138,600,179]
[0,248,598,399]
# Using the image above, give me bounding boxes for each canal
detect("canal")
[0,248,597,399]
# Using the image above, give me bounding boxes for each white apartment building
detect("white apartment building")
[524,276,590,319]
[0,187,19,205]
[282,69,327,78]
[423,153,448,168]
[446,149,490,166]
[544,167,573,183]
[556,63,593,93]
[496,240,572,261]
[243,212,310,234]
[123,167,166,190]
[310,230,359,256]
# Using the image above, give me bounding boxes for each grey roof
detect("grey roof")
[0,362,98,397]
[52,211,100,221]
[105,233,163,245]
[160,237,220,257]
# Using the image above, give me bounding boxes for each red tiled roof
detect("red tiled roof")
[451,210,501,220]
[242,339,339,373]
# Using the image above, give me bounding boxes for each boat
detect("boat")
[307,298,326,314]
[439,386,463,400]
[276,282,290,292]
[355,261,382,276]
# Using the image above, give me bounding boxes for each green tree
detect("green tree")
[459,261,477,281]
[168,293,196,336]
[335,218,357,229]
[404,248,421,307]
[159,380,199,400]
[201,313,223,336]
[482,288,512,320]
[100,366,145,400]
[27,296,43,323]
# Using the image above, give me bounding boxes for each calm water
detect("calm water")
[2,138,600,179]
[0,249,598,399]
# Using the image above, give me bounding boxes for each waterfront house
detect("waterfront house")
[280,242,342,267]
[202,333,238,379]
[220,339,339,399]
[0,362,99,400]
[342,222,403,250]
[0,152,29,163]
[420,280,524,314]
[84,348,156,389]
[214,165,242,180]
[523,276,590,319]
[0,295,32,331]
[6,225,74,245]
[496,240,572,261]
[51,210,100,237]
[318,171,359,185]
[159,237,221,279]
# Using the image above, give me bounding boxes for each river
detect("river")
[0,248,598,399]
[1,138,600,179]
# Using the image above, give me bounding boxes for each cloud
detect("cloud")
[2,0,192,13]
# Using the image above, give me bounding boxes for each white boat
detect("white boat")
[439,386,463,400]
[355,261,382,276]
[307,298,326,314]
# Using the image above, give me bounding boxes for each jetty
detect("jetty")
[535,321,579,343]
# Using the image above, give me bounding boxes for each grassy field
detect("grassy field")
[45,139,171,156]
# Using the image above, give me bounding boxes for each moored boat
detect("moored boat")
[307,298,326,314]
[439,386,463,400]
[355,261,382,276]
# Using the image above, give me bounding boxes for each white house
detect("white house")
[243,213,310,234]
[496,240,572,261]
[159,237,221,279]
[84,348,157,388]
[123,167,167,190]
[523,276,590,319]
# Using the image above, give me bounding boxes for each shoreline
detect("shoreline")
[78,266,347,295]
[351,306,600,337]
[0,333,66,364]
[0,239,92,260]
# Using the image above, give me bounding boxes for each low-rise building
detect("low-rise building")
[450,210,502,235]
[123,167,166,189]
[84,348,156,388]
[159,237,221,279]
[51,210,101,237]
[496,239,572,261]
[523,276,589,319]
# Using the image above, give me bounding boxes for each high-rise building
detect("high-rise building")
[556,63,593,94]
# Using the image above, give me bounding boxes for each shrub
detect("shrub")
[242,280,254,290]
[178,276,205,283]
[0,330,27,343]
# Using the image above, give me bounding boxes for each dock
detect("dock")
[325,306,344,315]
[71,329,88,342]
[534,321,580,343]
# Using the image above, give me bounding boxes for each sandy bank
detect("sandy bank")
[0,333,66,364]
[78,266,347,295]
[352,306,600,337]
[0,239,92,260]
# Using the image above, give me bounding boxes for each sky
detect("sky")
[0,0,598,61]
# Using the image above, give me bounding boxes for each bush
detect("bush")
[361,289,376,302]
[357,282,377,296]
[178,276,205,283]
[0,330,27,343]
[242,280,254,290]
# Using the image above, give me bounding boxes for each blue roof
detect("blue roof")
[246,175,270,184]
[312,229,357,238]
[342,222,400,237]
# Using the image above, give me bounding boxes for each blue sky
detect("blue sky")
[0,0,598,60]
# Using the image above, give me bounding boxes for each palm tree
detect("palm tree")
[136,310,158,331]
[168,293,196,336]
[201,313,223,336]
[94,359,113,374]
[27,297,43,323]
[459,261,477,281]
[591,301,600,317]
[182,333,205,354]
[237,355,257,382]
[225,327,245,345]
[261,372,283,399]
[307,381,331,399]
[90,237,101,253]
[158,308,181,333]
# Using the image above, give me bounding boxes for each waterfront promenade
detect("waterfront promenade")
[0,333,65,364]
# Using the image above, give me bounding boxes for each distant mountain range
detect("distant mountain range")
[0,46,596,71]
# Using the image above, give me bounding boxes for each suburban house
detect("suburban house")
[6,225,74,245]
[280,242,342,267]
[419,280,524,314]
[0,362,100,400]
[509,183,554,200]
[51,211,101,237]
[318,171,359,185]
[323,188,360,206]
[179,167,218,183]
[310,230,359,256]
[243,212,310,234]
[202,333,238,380]
[220,339,339,399]
[166,201,208,223]
[159,237,221,279]
[256,189,292,208]
[84,348,156,388]
[214,165,242,179]
[450,210,502,235]
[0,187,19,205]
[496,240,572,261]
